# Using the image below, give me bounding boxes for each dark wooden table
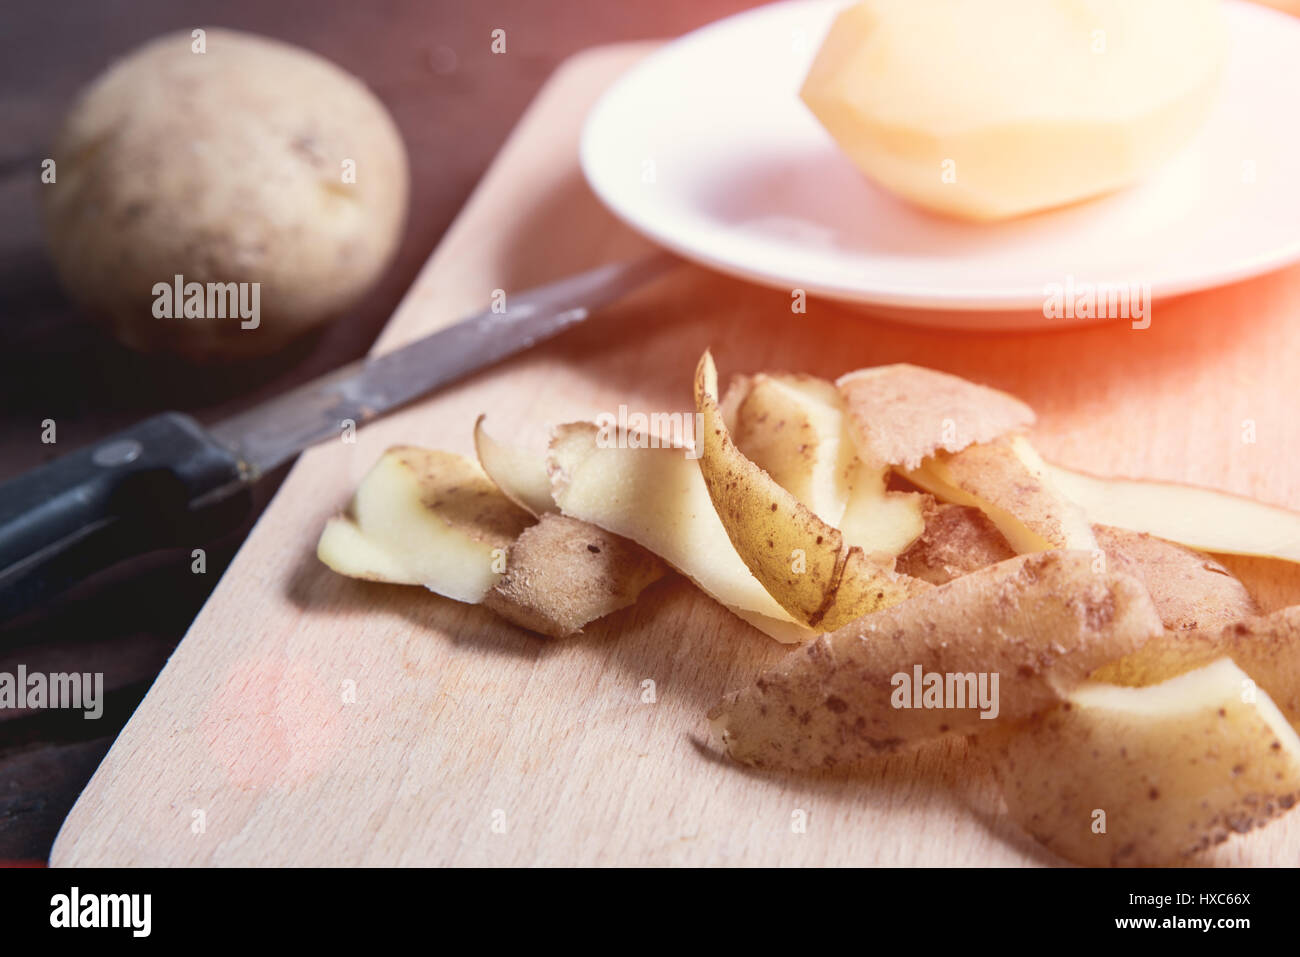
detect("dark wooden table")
[0,0,749,862]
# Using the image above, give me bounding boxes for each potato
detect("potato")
[906,436,1097,552]
[710,551,1162,769]
[42,28,408,361]
[1094,525,1258,632]
[694,352,927,631]
[731,373,854,524]
[473,416,557,517]
[895,501,1015,585]
[546,421,812,642]
[1092,607,1300,726]
[317,447,531,603]
[483,515,666,638]
[836,365,1034,470]
[801,0,1226,221]
[1043,461,1300,564]
[982,659,1300,866]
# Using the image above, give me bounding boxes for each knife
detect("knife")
[0,253,675,621]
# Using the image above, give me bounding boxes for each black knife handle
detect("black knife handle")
[0,412,247,622]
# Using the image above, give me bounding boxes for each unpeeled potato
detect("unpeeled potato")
[43,28,409,360]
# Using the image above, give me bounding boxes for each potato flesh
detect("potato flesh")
[1092,606,1300,727]
[546,421,810,641]
[839,463,926,557]
[801,0,1226,221]
[1043,461,1300,563]
[731,373,854,525]
[473,416,557,517]
[985,659,1300,866]
[694,352,926,631]
[906,436,1097,553]
[729,370,925,556]
[710,550,1162,770]
[318,447,532,604]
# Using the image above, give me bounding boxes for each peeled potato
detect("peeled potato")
[983,660,1300,866]
[317,447,531,603]
[1043,461,1300,564]
[695,352,927,631]
[711,550,1162,769]
[906,436,1097,552]
[836,365,1034,471]
[802,0,1226,221]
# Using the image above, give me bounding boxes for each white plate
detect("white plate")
[580,0,1300,326]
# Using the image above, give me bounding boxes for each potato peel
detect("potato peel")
[473,415,557,517]
[981,659,1300,867]
[317,446,532,604]
[694,351,927,631]
[1044,460,1300,564]
[1092,606,1300,726]
[837,364,1035,470]
[711,550,1162,769]
[546,420,812,642]
[905,435,1097,552]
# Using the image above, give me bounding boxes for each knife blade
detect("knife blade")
[0,253,675,621]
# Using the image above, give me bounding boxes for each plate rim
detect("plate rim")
[579,0,1300,313]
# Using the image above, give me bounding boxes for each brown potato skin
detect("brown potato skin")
[895,511,1260,634]
[711,550,1162,770]
[1094,525,1258,632]
[978,660,1300,867]
[836,364,1034,470]
[896,500,1015,584]
[485,515,667,638]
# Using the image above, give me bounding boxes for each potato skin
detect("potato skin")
[896,500,1015,585]
[981,660,1300,867]
[711,550,1162,770]
[42,28,408,361]
[1093,525,1258,632]
[485,515,666,638]
[1093,606,1300,727]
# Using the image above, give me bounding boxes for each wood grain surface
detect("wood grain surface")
[50,42,1300,867]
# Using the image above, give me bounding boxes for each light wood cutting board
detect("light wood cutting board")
[50,43,1300,867]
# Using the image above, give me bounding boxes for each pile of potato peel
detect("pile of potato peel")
[318,352,1300,867]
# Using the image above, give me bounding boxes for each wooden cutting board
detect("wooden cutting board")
[50,43,1300,867]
